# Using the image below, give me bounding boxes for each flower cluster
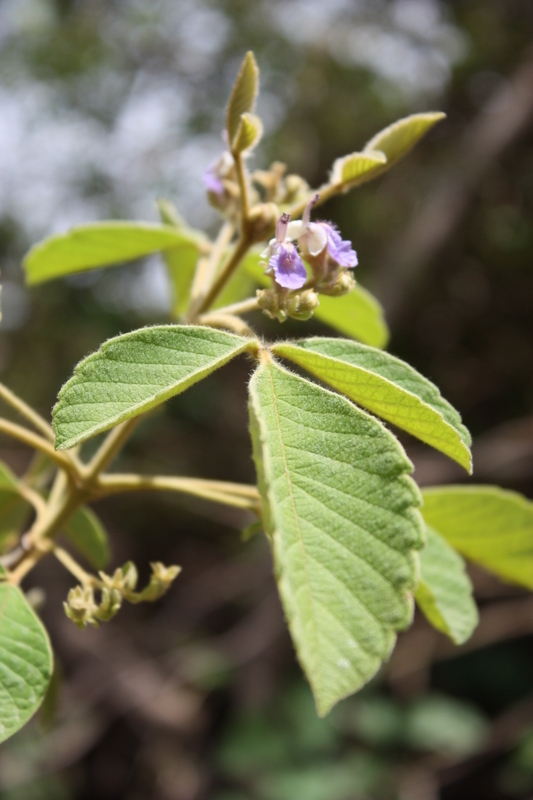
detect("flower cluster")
[261,195,357,293]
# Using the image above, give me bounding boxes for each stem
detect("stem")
[199,296,259,319]
[190,236,252,320]
[197,313,255,337]
[0,382,54,441]
[96,473,260,511]
[83,418,141,481]
[234,153,251,222]
[18,484,47,517]
[54,546,96,586]
[190,221,235,309]
[0,419,76,473]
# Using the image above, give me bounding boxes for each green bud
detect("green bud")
[318,270,356,297]
[286,290,320,321]
[63,586,98,630]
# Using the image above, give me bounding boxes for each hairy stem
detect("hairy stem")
[54,546,97,586]
[190,235,252,320]
[0,419,77,473]
[199,296,259,320]
[96,473,260,511]
[82,418,141,481]
[190,221,235,308]
[0,382,54,441]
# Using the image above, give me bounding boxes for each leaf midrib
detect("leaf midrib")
[265,360,324,689]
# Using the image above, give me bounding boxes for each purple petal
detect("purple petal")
[203,168,225,195]
[324,224,358,269]
[269,244,307,290]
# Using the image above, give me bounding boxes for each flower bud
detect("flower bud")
[286,290,320,321]
[318,270,356,297]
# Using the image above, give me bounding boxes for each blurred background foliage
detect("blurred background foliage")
[0,0,533,798]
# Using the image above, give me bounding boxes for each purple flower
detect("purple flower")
[323,223,358,268]
[287,195,358,269]
[262,213,307,290]
[202,151,234,196]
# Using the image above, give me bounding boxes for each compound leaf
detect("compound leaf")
[53,325,254,450]
[364,112,446,170]
[271,338,472,472]
[249,357,424,716]
[0,584,53,743]
[415,526,478,645]
[63,507,111,570]
[422,486,533,590]
[23,221,206,285]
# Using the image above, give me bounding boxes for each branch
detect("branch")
[95,473,260,511]
[0,382,54,441]
[0,419,76,473]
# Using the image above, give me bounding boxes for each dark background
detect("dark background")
[1,1,533,798]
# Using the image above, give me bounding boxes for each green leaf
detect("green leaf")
[232,112,263,154]
[330,150,387,189]
[23,221,206,285]
[53,325,255,450]
[422,486,533,590]
[248,357,424,716]
[271,338,472,472]
[63,507,111,570]
[364,112,446,170]
[415,526,478,645]
[163,244,200,318]
[155,199,202,318]
[0,462,29,549]
[226,51,260,148]
[0,584,53,743]
[241,251,389,348]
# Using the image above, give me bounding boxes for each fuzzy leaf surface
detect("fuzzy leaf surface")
[364,112,446,170]
[422,487,533,590]
[226,51,259,147]
[53,325,253,450]
[232,112,263,153]
[241,251,389,348]
[63,507,111,570]
[271,338,472,471]
[330,150,387,188]
[415,526,478,645]
[249,358,424,716]
[24,222,205,285]
[0,584,53,743]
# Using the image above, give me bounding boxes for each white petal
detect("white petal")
[307,224,327,256]
[287,220,304,240]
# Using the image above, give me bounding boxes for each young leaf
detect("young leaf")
[415,526,478,645]
[271,338,472,472]
[23,221,206,285]
[226,51,260,148]
[232,113,263,154]
[63,507,111,570]
[330,150,387,189]
[422,486,533,591]
[249,357,424,716]
[364,112,446,170]
[0,584,53,743]
[53,326,255,450]
[241,250,389,349]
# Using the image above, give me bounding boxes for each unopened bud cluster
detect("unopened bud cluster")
[64,561,181,629]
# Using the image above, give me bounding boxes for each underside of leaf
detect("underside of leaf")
[249,356,425,716]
